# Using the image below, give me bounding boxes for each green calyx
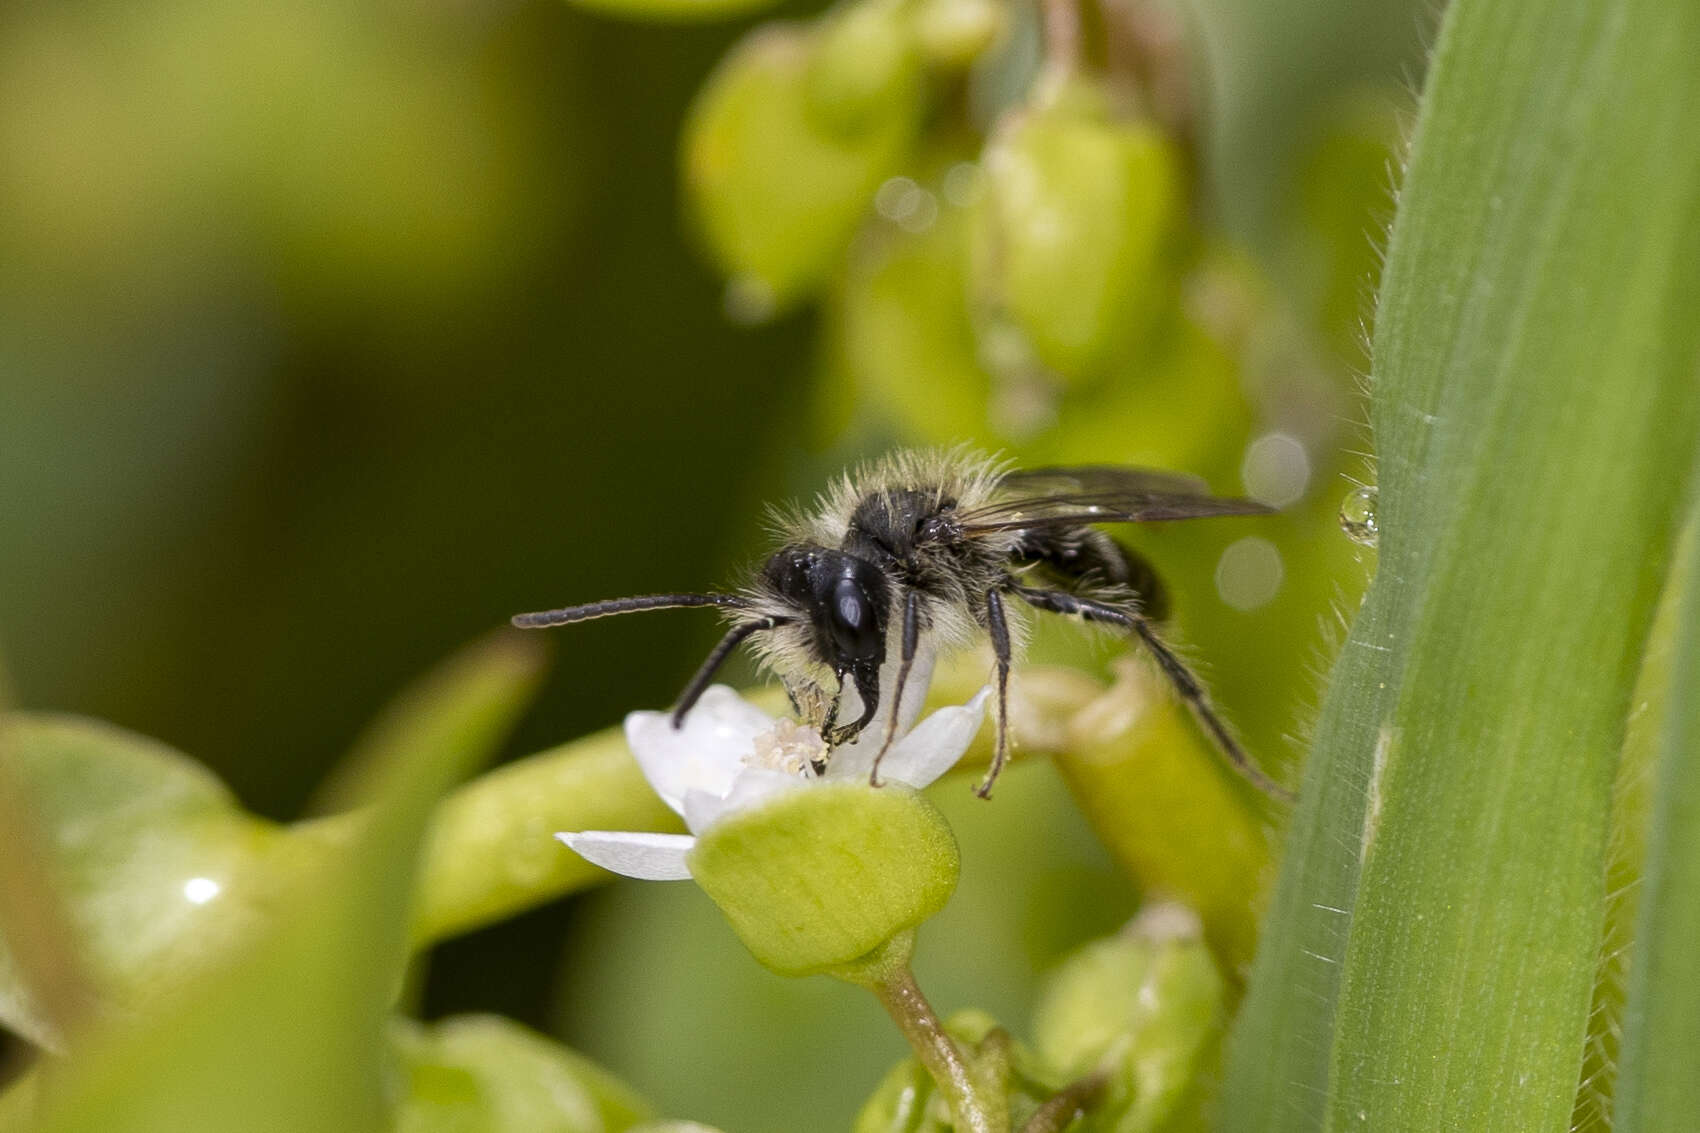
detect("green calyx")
[687,781,960,977]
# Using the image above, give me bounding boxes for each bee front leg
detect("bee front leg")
[781,674,824,726]
[827,662,881,747]
[869,589,921,787]
[818,670,845,741]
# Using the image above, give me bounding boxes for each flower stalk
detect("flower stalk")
[865,961,1001,1133]
[1021,1071,1107,1133]
[1039,0,1083,81]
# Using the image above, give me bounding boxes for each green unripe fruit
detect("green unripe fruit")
[806,0,923,137]
[687,782,960,977]
[682,25,921,320]
[972,84,1185,383]
[1032,906,1225,1131]
[390,1015,654,1132]
[835,167,991,444]
[913,0,1005,69]
[564,0,782,20]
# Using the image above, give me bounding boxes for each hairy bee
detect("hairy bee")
[514,449,1286,799]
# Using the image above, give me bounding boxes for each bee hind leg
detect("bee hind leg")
[1005,583,1293,804]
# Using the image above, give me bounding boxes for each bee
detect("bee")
[514,449,1287,800]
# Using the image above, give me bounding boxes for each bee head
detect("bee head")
[761,545,890,674]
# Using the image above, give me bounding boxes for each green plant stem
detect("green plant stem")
[870,964,1001,1133]
[409,686,795,945]
[1021,1071,1106,1133]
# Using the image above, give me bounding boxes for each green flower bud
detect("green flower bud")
[1032,905,1225,1132]
[682,25,922,320]
[912,0,1005,70]
[972,83,1185,383]
[687,781,959,977]
[806,0,923,137]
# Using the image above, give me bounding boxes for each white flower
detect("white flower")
[557,676,990,882]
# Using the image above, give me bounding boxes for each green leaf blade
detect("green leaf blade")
[315,630,547,813]
[0,715,286,1048]
[25,637,546,1133]
[1615,507,1700,1129]
[1224,0,1700,1127]
[413,724,684,944]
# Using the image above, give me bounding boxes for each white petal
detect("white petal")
[556,831,695,881]
[623,686,777,815]
[682,768,803,833]
[876,686,991,789]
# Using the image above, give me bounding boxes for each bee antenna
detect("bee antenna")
[511,593,749,629]
[671,616,789,728]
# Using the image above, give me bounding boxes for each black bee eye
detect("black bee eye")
[760,544,887,669]
[826,576,882,660]
[827,580,878,656]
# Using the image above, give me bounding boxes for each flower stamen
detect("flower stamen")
[746,717,830,776]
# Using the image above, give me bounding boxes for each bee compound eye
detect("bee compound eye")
[826,577,882,661]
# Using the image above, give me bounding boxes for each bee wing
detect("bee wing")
[955,464,1273,533]
[997,464,1217,497]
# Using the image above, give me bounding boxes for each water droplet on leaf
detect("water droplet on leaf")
[1339,485,1379,546]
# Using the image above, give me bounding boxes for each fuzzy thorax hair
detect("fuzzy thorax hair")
[738,447,1030,712]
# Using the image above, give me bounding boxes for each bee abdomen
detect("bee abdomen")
[1009,528,1170,622]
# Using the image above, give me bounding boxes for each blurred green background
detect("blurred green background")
[0,0,1424,1126]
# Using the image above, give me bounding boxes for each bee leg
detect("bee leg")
[783,674,832,731]
[825,664,881,747]
[975,588,1012,799]
[869,589,920,787]
[838,661,882,745]
[820,670,845,740]
[672,617,786,728]
[1007,584,1293,804]
[781,674,808,720]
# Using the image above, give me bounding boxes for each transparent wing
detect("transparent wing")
[1000,464,1218,496]
[955,464,1273,533]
